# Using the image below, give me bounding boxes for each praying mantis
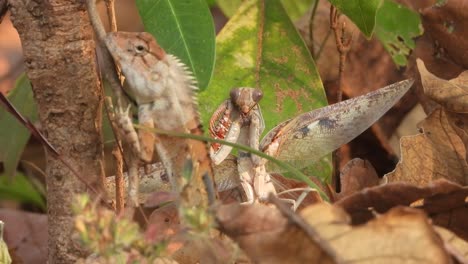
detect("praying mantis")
[208,80,413,206]
[104,80,413,207]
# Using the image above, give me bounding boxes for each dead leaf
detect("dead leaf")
[147,204,183,254]
[302,205,451,263]
[435,226,468,263]
[420,187,468,242]
[335,179,468,239]
[335,158,380,200]
[0,209,47,264]
[272,173,326,210]
[417,59,468,113]
[216,203,336,263]
[420,0,468,68]
[385,108,468,185]
[216,202,453,263]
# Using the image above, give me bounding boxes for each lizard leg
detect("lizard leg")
[114,104,141,157]
[138,104,156,163]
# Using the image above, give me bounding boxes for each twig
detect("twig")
[113,144,125,214]
[104,0,117,32]
[308,0,320,57]
[86,0,124,107]
[0,93,100,195]
[100,0,129,214]
[0,0,8,23]
[330,6,352,103]
[330,6,353,191]
[315,28,332,60]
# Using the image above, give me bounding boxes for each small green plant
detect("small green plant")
[72,194,167,262]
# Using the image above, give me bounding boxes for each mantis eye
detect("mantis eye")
[253,89,263,103]
[230,88,241,102]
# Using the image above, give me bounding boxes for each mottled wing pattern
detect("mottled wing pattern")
[260,79,414,172]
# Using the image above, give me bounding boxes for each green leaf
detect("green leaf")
[217,0,315,20]
[375,0,423,66]
[0,172,46,210]
[0,75,37,178]
[282,0,316,20]
[328,0,383,38]
[216,0,242,17]
[199,0,331,181]
[136,0,216,90]
[205,0,216,7]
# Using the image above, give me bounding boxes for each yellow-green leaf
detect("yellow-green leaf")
[200,0,331,181]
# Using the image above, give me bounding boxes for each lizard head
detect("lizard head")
[230,87,263,115]
[105,32,166,66]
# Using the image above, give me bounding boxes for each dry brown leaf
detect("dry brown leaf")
[302,205,451,263]
[417,59,468,113]
[336,178,468,244]
[335,158,380,200]
[216,202,454,263]
[420,187,468,242]
[0,209,47,264]
[216,203,336,264]
[420,0,468,68]
[435,226,468,263]
[147,204,183,255]
[147,204,248,263]
[385,108,468,185]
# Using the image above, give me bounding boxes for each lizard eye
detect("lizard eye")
[134,44,147,54]
[253,89,263,103]
[230,88,241,102]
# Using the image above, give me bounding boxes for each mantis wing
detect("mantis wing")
[260,79,414,173]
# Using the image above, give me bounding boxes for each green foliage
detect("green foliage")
[375,0,423,66]
[0,75,37,178]
[73,194,167,262]
[0,172,45,210]
[199,0,331,181]
[199,0,327,134]
[328,0,383,38]
[136,0,216,90]
[217,0,315,20]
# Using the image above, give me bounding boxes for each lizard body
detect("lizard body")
[105,32,215,207]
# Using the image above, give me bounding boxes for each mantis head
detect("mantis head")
[230,87,263,115]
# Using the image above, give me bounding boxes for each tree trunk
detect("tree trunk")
[8,0,105,262]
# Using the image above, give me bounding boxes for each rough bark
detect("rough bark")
[8,0,105,263]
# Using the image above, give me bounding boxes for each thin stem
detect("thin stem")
[104,0,117,32]
[315,28,332,60]
[330,5,353,191]
[86,0,124,105]
[135,124,330,202]
[308,0,320,58]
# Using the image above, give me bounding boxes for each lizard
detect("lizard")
[85,0,216,211]
[104,32,216,209]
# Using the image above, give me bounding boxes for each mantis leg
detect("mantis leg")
[249,109,264,166]
[211,118,241,165]
[253,164,277,203]
[237,154,255,203]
